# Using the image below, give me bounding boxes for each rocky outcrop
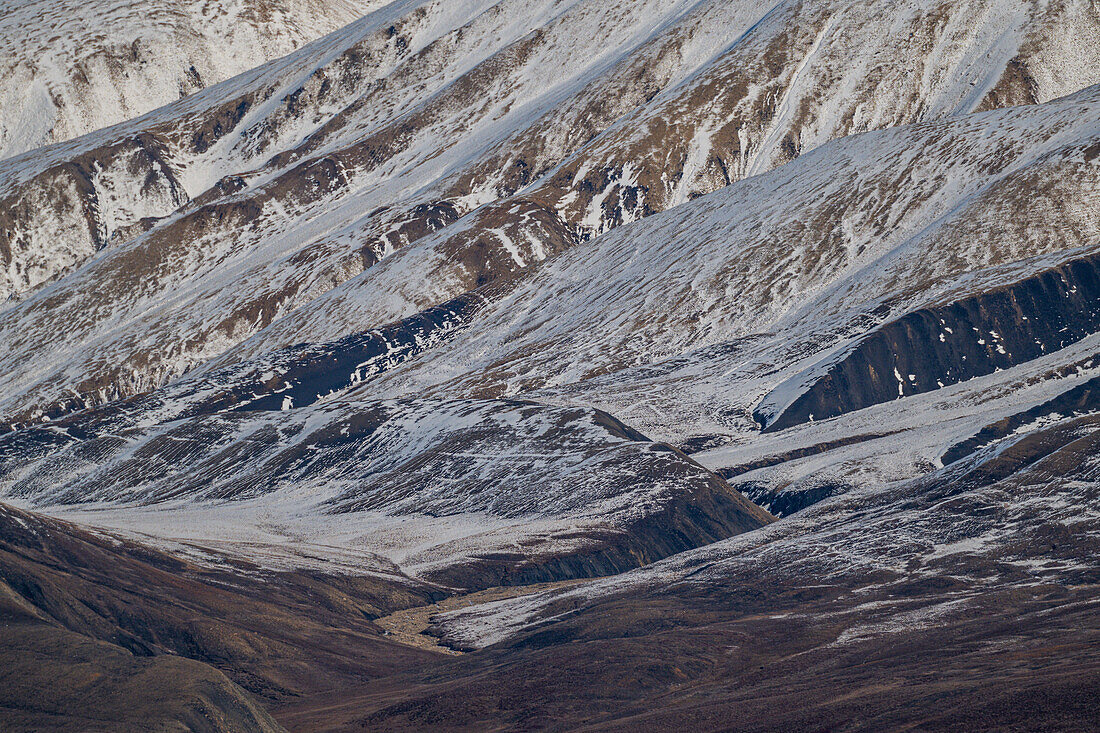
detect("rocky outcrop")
[0,134,187,301]
[757,251,1100,432]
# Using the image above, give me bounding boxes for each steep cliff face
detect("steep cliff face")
[757,249,1100,432]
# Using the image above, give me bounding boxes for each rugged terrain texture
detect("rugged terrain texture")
[0,0,388,159]
[389,410,1100,732]
[1,396,771,590]
[1,0,1099,730]
[3,0,1099,415]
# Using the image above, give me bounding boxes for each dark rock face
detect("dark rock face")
[758,251,1100,432]
[0,282,501,439]
[736,480,846,518]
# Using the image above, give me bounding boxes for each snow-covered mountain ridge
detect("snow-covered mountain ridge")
[1,1,1099,730]
[2,0,1098,430]
[0,0,390,160]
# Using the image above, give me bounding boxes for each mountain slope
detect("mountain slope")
[349,408,1100,731]
[345,84,1100,407]
[1,395,771,589]
[2,1,1100,730]
[0,502,440,732]
[0,0,387,160]
[2,0,1098,428]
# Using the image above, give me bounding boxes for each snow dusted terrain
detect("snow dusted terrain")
[2,396,769,587]
[0,0,388,159]
[5,76,1097,586]
[1,0,1099,730]
[3,0,1099,418]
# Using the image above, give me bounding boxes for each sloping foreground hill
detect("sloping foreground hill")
[301,404,1100,730]
[0,502,440,732]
